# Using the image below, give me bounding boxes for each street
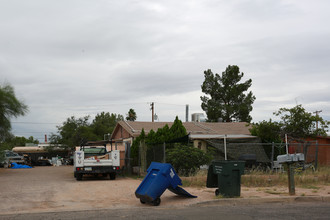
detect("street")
[1,202,329,220]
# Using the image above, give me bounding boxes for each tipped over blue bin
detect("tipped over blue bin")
[135,162,197,206]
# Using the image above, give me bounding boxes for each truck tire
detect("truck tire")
[76,173,83,181]
[109,173,116,180]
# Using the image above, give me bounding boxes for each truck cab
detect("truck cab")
[0,150,26,168]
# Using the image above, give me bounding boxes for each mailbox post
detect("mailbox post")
[277,153,304,196]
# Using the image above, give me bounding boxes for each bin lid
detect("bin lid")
[211,160,245,175]
[168,186,197,198]
[147,162,182,188]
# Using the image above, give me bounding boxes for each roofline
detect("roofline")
[189,134,256,139]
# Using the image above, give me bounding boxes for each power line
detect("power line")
[28,102,149,108]
[12,122,60,125]
[11,131,56,134]
[155,102,187,107]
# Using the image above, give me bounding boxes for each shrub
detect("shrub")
[166,144,212,176]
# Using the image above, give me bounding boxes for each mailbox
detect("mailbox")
[277,153,304,164]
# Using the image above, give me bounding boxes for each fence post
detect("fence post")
[126,142,132,175]
[140,140,147,173]
[315,141,319,170]
[271,142,275,170]
[224,135,227,160]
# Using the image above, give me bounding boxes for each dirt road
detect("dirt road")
[0,166,214,214]
[0,166,329,215]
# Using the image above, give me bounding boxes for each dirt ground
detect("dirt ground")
[0,166,329,215]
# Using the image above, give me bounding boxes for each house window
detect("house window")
[198,142,202,149]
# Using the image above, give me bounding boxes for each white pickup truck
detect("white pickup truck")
[74,144,120,181]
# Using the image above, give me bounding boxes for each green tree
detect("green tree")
[200,65,255,122]
[50,116,96,149]
[155,124,170,144]
[91,112,123,140]
[274,104,329,138]
[50,112,123,150]
[250,105,329,142]
[7,136,39,146]
[169,116,187,141]
[249,119,282,143]
[146,129,156,144]
[126,108,137,121]
[0,83,28,142]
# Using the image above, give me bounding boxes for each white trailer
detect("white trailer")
[74,144,120,181]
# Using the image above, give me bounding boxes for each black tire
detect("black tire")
[109,173,116,180]
[152,198,161,206]
[215,189,220,196]
[140,199,146,204]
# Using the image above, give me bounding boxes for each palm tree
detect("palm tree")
[0,83,28,141]
[126,108,137,121]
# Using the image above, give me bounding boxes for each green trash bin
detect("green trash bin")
[206,160,245,197]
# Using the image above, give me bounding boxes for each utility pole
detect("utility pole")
[150,102,154,122]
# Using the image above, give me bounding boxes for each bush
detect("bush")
[166,144,212,176]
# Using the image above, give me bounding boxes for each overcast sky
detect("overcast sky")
[1,0,330,141]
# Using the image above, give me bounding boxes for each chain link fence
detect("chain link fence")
[134,139,329,174]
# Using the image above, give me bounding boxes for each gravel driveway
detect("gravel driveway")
[0,166,214,214]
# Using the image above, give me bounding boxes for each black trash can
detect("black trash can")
[206,160,245,197]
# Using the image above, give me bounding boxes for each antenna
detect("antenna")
[313,110,322,132]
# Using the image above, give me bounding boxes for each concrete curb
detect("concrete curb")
[191,196,330,207]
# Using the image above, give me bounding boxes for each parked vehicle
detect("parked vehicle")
[73,143,120,181]
[0,150,26,168]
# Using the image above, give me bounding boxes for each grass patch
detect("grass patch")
[215,194,225,199]
[300,185,320,190]
[177,166,330,188]
[181,170,208,188]
[241,166,330,187]
[264,190,286,195]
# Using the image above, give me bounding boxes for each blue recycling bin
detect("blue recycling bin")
[135,162,196,206]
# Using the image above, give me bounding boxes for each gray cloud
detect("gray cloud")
[1,0,330,140]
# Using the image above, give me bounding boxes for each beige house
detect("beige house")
[110,121,273,169]
[111,121,255,151]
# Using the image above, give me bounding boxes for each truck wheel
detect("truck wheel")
[140,199,146,204]
[109,173,116,180]
[76,174,83,181]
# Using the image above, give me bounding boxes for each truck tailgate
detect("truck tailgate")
[83,159,113,166]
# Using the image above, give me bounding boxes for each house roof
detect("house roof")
[112,121,254,139]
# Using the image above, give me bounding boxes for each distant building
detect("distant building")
[191,113,206,122]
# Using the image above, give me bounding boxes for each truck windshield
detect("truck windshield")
[83,147,106,156]
[5,151,19,157]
